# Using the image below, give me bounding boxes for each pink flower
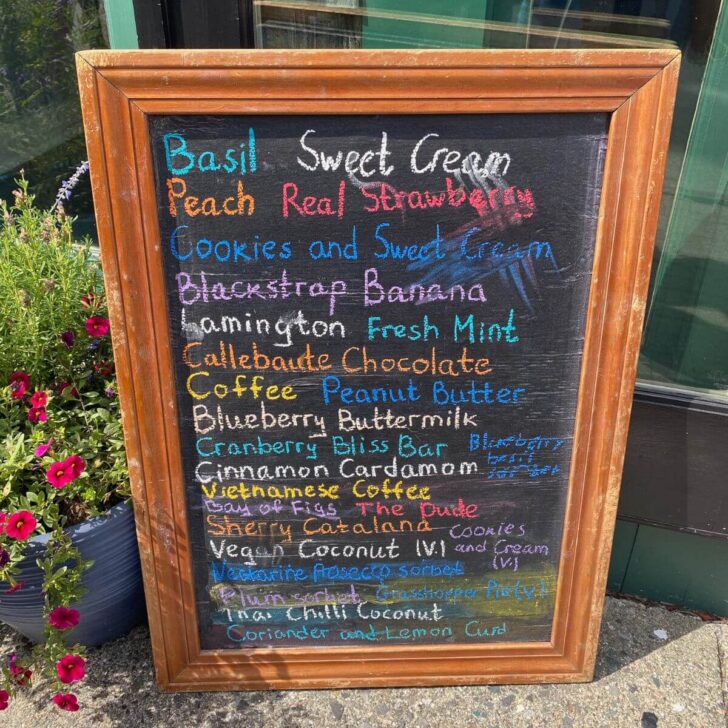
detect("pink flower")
[9,371,30,399]
[10,660,32,686]
[60,330,76,348]
[5,580,25,594]
[0,689,8,710]
[53,693,79,712]
[34,439,53,458]
[56,655,86,684]
[30,390,48,407]
[94,360,114,376]
[45,455,85,489]
[28,406,47,424]
[57,381,79,398]
[0,512,6,534]
[46,460,74,489]
[65,454,86,479]
[49,606,80,630]
[85,316,109,337]
[5,511,37,540]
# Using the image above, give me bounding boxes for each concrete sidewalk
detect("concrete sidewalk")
[1,597,726,727]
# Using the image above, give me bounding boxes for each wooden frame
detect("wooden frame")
[76,49,680,690]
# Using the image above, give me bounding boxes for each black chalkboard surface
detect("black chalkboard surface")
[150,113,607,651]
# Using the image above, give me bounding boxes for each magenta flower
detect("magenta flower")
[85,316,110,337]
[30,390,48,407]
[56,655,86,684]
[9,655,32,686]
[46,455,84,489]
[53,693,79,712]
[28,406,47,424]
[49,606,80,630]
[9,371,30,399]
[0,689,8,710]
[46,460,74,489]
[5,580,25,594]
[57,381,79,398]
[34,439,53,458]
[14,669,32,685]
[94,360,114,376]
[60,330,76,348]
[5,511,37,540]
[66,454,86,479]
[0,512,6,534]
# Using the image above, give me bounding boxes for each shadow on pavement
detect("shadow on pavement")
[0,595,712,727]
[593,597,703,680]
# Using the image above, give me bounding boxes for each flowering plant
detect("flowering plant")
[0,176,128,711]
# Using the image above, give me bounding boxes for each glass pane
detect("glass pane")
[253,0,685,49]
[254,0,727,397]
[638,1,728,394]
[0,0,108,234]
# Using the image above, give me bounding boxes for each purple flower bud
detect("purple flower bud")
[104,386,116,399]
[0,549,9,567]
[60,330,75,348]
[53,161,89,210]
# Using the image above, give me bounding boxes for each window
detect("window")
[0,0,108,234]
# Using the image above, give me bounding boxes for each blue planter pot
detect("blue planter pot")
[0,500,145,647]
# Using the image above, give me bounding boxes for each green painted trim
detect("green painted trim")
[618,522,728,616]
[607,519,638,593]
[105,0,139,49]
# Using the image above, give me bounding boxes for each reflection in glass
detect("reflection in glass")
[253,0,684,49]
[639,2,728,394]
[254,0,726,396]
[0,0,108,228]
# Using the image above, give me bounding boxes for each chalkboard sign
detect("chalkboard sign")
[152,112,606,650]
[77,49,680,689]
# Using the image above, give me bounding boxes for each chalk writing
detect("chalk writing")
[151,113,607,649]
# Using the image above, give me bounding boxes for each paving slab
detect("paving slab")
[0,597,726,728]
